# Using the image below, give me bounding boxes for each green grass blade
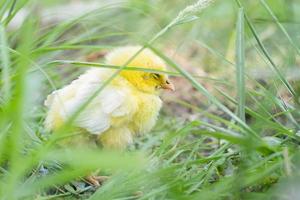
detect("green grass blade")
[196,40,235,66]
[236,8,246,122]
[235,0,296,97]
[45,60,226,83]
[3,0,29,26]
[0,23,11,101]
[3,0,16,25]
[3,18,35,198]
[217,88,295,137]
[0,0,11,22]
[259,0,300,55]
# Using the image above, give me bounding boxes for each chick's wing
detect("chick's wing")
[45,70,137,135]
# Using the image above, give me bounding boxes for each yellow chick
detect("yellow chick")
[44,46,174,149]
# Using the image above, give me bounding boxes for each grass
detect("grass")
[0,0,300,199]
[235,7,246,122]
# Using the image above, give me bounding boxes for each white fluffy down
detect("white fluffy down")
[45,68,136,135]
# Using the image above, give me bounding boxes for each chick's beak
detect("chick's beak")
[161,80,175,91]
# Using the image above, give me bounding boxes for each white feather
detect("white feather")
[45,68,136,135]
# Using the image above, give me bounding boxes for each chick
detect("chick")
[44,46,174,149]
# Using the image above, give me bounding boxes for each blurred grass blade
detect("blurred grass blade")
[236,8,246,122]
[235,0,296,97]
[200,30,298,129]
[217,88,294,137]
[0,23,10,101]
[3,0,16,25]
[149,0,214,43]
[3,0,29,26]
[42,60,228,84]
[4,17,35,199]
[38,3,126,47]
[0,0,11,22]
[16,149,145,199]
[196,40,235,66]
[149,45,261,140]
[259,0,300,55]
[173,99,245,132]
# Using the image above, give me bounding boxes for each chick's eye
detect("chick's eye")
[152,73,160,80]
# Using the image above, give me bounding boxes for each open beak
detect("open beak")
[161,80,175,91]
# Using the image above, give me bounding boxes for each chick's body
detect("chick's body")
[45,46,173,149]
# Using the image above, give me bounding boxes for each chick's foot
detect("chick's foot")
[85,175,109,187]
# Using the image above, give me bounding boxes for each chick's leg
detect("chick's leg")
[85,128,132,186]
[85,174,109,187]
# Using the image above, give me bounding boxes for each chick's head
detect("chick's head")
[106,46,174,94]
